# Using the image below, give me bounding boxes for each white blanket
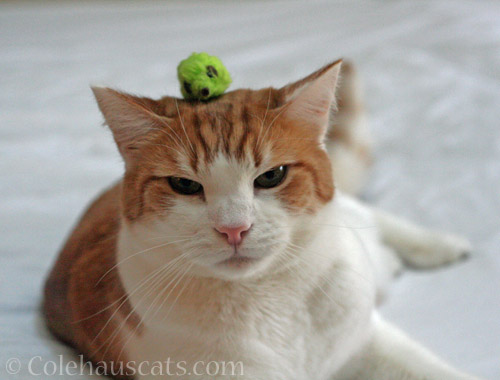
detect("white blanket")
[1,1,499,378]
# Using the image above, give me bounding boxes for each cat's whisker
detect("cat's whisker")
[281,248,357,312]
[72,248,193,325]
[95,238,192,287]
[119,254,197,348]
[94,251,194,358]
[149,261,194,323]
[142,234,193,241]
[142,126,187,157]
[160,271,194,324]
[86,250,190,345]
[270,238,372,287]
[247,110,264,124]
[115,260,194,361]
[257,100,291,152]
[255,88,272,151]
[146,142,186,159]
[73,259,176,325]
[175,98,197,159]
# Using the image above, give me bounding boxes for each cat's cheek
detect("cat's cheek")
[278,176,317,213]
[121,174,175,222]
[252,198,291,250]
[275,163,333,214]
[141,179,177,217]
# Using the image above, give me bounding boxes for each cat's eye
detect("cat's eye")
[254,166,288,189]
[168,177,203,195]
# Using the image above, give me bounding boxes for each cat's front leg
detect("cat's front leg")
[335,315,480,380]
[373,208,472,268]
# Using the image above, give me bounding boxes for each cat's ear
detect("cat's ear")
[92,87,168,161]
[281,59,342,141]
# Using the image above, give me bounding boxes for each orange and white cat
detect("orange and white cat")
[43,60,478,379]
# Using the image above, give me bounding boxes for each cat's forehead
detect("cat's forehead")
[159,87,285,117]
[152,88,293,173]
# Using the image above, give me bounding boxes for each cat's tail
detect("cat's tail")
[327,61,373,196]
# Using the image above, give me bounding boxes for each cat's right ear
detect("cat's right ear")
[92,87,169,162]
[279,60,342,142]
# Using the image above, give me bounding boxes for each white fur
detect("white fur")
[118,194,375,380]
[92,64,479,379]
[116,152,478,379]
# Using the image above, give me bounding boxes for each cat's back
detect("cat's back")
[43,181,122,346]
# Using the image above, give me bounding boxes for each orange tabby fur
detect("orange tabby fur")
[43,60,369,379]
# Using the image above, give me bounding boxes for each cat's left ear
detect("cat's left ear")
[91,86,170,163]
[281,59,342,141]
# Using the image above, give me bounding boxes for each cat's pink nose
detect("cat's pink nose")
[215,224,252,246]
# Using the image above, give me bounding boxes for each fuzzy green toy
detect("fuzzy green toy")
[177,52,232,101]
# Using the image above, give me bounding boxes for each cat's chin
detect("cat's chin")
[193,254,273,281]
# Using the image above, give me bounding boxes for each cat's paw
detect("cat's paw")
[404,232,472,269]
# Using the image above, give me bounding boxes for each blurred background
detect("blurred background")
[1,1,499,379]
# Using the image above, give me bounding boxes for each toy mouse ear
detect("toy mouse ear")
[281,59,342,141]
[91,87,169,163]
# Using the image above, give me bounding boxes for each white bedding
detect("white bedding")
[1,1,499,378]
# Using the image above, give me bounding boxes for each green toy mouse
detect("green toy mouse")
[177,52,232,101]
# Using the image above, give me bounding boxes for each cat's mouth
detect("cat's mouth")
[218,254,258,268]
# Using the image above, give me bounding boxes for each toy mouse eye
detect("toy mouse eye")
[254,166,288,189]
[168,177,203,195]
[206,65,218,78]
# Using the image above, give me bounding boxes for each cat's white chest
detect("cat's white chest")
[125,264,375,379]
[121,198,378,379]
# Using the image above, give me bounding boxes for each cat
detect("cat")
[43,59,479,380]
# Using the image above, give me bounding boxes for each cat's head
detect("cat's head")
[93,60,341,280]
